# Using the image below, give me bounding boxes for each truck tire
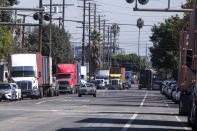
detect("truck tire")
[78,94,82,97]
[39,87,43,99]
[49,88,54,97]
[93,94,96,97]
[179,101,184,116]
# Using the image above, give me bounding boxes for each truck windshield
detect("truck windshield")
[56,74,72,79]
[12,71,35,77]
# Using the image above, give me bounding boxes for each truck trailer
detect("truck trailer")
[10,54,54,99]
[178,3,197,130]
[139,70,152,90]
[125,71,132,89]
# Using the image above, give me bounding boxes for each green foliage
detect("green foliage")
[149,1,195,80]
[150,16,184,80]
[0,26,12,59]
[27,24,74,73]
[87,30,102,77]
[111,54,146,74]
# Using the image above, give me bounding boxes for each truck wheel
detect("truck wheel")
[78,94,82,97]
[39,87,43,99]
[93,94,96,97]
[179,101,184,116]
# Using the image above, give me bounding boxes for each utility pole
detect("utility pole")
[94,3,96,30]
[49,0,52,57]
[62,0,65,29]
[88,2,91,81]
[146,43,147,57]
[20,15,26,47]
[109,26,112,67]
[107,26,110,67]
[88,2,91,45]
[103,20,105,46]
[82,0,86,66]
[39,0,43,54]
[98,15,101,33]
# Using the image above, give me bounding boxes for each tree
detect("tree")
[0,0,19,60]
[111,54,146,74]
[27,24,74,73]
[86,30,102,78]
[149,0,195,80]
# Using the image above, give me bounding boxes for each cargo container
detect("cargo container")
[56,64,80,93]
[109,67,125,90]
[139,70,152,90]
[125,71,132,88]
[10,54,55,99]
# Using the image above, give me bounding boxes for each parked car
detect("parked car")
[0,83,16,101]
[171,84,179,102]
[78,83,96,97]
[166,83,178,98]
[11,83,21,100]
[52,77,60,96]
[152,81,161,90]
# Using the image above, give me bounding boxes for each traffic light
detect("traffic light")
[126,0,134,4]
[33,13,40,21]
[138,0,149,5]
[44,14,50,21]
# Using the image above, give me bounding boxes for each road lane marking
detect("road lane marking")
[36,97,71,104]
[175,116,191,130]
[121,91,148,131]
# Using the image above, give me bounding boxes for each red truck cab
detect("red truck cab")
[56,64,78,93]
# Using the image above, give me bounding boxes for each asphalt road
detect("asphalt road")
[0,86,191,131]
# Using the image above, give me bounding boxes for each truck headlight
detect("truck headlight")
[33,86,37,90]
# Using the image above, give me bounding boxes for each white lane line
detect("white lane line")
[36,97,71,104]
[121,92,148,131]
[175,116,191,130]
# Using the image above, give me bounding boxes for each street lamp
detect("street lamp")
[137,18,144,56]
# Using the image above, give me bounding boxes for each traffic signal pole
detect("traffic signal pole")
[39,0,43,54]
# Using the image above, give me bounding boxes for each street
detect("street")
[0,87,191,131]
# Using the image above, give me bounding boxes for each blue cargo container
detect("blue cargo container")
[125,71,132,88]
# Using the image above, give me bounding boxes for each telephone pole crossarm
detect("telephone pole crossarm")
[134,7,193,12]
[0,7,45,11]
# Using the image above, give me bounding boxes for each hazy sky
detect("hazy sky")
[16,0,186,56]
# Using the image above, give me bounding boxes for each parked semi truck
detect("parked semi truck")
[178,3,197,130]
[139,70,152,90]
[10,54,54,99]
[56,64,80,93]
[109,67,125,90]
[125,71,132,88]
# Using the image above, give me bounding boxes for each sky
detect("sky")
[15,0,187,56]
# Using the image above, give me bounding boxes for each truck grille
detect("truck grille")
[17,81,32,91]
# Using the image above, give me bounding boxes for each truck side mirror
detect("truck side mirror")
[186,49,193,67]
[39,72,41,78]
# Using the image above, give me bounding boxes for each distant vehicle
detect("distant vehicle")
[167,83,178,98]
[172,85,179,103]
[95,70,109,88]
[152,81,161,90]
[52,77,59,96]
[89,80,100,89]
[58,81,72,93]
[125,71,132,89]
[11,83,21,100]
[109,67,126,90]
[78,83,96,97]
[56,64,80,94]
[10,54,53,99]
[0,83,16,101]
[139,70,152,90]
[81,66,87,84]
